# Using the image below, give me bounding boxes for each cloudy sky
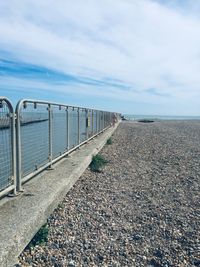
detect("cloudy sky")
[0,0,200,115]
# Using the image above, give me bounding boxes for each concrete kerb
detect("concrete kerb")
[0,122,120,267]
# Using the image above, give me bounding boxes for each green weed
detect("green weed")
[90,154,108,172]
[57,203,64,209]
[106,137,112,145]
[28,224,49,248]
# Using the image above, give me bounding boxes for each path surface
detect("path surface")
[18,121,200,267]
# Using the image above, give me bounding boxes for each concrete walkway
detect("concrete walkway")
[0,124,119,267]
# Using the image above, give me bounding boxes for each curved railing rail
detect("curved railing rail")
[0,97,16,198]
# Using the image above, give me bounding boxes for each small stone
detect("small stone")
[68,260,76,267]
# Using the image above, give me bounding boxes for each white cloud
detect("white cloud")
[0,0,200,114]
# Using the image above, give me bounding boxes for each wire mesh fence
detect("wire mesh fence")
[93,110,97,134]
[0,98,15,196]
[0,97,119,197]
[79,108,87,143]
[19,102,49,177]
[88,110,93,138]
[52,105,67,158]
[68,107,79,149]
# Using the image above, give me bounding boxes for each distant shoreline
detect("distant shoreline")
[124,115,200,121]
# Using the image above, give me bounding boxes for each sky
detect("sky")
[0,0,200,115]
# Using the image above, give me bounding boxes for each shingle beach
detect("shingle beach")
[18,121,200,267]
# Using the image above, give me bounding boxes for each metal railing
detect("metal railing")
[0,98,119,197]
[0,97,16,198]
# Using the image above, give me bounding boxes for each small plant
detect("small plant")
[106,137,112,145]
[57,203,64,209]
[90,154,108,172]
[28,224,49,248]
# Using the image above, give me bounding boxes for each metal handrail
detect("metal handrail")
[16,98,114,113]
[0,97,120,197]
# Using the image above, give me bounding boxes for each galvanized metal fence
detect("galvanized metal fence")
[0,97,119,198]
[0,97,16,198]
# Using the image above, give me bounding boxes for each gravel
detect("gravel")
[18,121,200,267]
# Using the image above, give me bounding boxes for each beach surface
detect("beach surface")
[18,121,200,267]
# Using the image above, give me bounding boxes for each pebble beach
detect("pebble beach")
[18,121,200,267]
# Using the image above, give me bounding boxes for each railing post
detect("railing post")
[97,111,99,133]
[92,110,94,136]
[16,104,22,192]
[78,108,80,144]
[103,112,105,129]
[100,111,101,131]
[86,109,88,139]
[48,104,53,169]
[101,111,102,130]
[66,106,69,150]
[106,112,108,127]
[11,111,17,195]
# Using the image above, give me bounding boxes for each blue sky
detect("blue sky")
[0,0,200,115]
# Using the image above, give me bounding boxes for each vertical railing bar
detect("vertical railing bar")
[86,109,88,140]
[16,103,22,192]
[107,112,108,127]
[78,108,80,144]
[98,111,100,133]
[48,104,53,169]
[66,106,69,150]
[102,112,104,129]
[99,111,101,131]
[96,110,98,133]
[11,110,17,195]
[97,111,99,133]
[100,111,102,131]
[103,112,105,129]
[103,111,105,129]
[101,111,102,130]
[92,110,94,136]
[96,111,98,133]
[102,111,103,130]
[106,112,108,127]
[102,111,104,129]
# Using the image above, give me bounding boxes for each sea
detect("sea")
[124,114,200,121]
